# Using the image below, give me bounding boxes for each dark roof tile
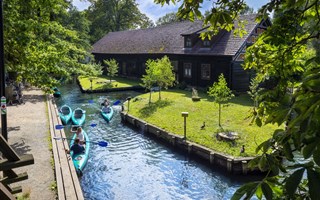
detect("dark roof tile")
[92,14,259,56]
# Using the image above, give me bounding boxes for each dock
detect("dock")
[47,95,84,200]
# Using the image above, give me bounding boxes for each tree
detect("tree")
[155,0,320,199]
[87,0,153,43]
[103,59,119,83]
[141,59,157,104]
[156,12,180,26]
[207,74,234,127]
[154,56,175,100]
[3,0,101,91]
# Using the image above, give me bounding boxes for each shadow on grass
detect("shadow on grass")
[139,99,173,117]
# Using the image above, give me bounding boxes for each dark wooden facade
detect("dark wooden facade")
[92,15,271,92]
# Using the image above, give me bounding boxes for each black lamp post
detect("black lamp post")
[89,78,93,92]
[181,112,189,140]
[126,97,132,112]
[0,0,8,140]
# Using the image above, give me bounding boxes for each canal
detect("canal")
[56,83,255,200]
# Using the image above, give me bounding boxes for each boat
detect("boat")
[59,105,72,125]
[69,128,90,176]
[101,106,114,122]
[53,87,61,98]
[72,108,86,125]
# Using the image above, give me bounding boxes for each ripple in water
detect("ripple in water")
[56,84,257,200]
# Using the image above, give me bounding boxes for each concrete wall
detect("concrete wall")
[121,112,262,175]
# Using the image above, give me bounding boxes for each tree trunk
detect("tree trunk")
[219,103,221,127]
[149,90,152,105]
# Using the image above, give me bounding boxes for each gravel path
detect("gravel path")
[3,87,56,199]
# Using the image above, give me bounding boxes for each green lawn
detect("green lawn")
[126,89,281,157]
[78,75,141,90]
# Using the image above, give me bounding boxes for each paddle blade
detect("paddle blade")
[112,100,121,105]
[88,100,94,104]
[55,125,65,130]
[90,123,97,127]
[98,141,108,147]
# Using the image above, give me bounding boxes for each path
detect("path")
[4,87,56,199]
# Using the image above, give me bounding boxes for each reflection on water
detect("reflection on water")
[56,83,256,200]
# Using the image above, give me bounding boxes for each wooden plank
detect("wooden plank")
[47,95,66,200]
[48,95,84,200]
[0,154,34,171]
[0,182,15,200]
[0,135,20,161]
[0,172,28,185]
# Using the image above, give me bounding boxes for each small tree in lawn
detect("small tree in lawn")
[155,56,175,100]
[141,59,157,104]
[207,74,234,127]
[103,59,118,83]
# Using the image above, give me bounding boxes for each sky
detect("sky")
[73,0,269,22]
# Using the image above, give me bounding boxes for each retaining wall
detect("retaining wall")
[121,112,262,175]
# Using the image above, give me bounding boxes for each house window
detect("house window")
[203,40,210,47]
[122,62,127,75]
[186,38,192,47]
[248,35,256,43]
[236,53,245,61]
[171,61,178,71]
[183,63,192,78]
[201,64,210,80]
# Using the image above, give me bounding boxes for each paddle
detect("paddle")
[53,137,108,147]
[112,100,121,106]
[55,123,97,130]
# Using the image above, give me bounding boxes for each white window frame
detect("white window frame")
[183,63,192,78]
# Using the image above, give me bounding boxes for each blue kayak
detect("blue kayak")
[59,105,72,125]
[72,108,86,125]
[69,129,90,176]
[101,106,114,122]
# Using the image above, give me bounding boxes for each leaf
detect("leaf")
[258,155,268,171]
[285,168,304,198]
[313,144,320,166]
[231,182,259,200]
[302,141,318,159]
[307,169,320,200]
[261,182,273,200]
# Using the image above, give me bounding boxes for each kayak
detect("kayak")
[53,87,61,98]
[69,128,90,176]
[101,106,114,122]
[72,108,86,125]
[59,105,72,125]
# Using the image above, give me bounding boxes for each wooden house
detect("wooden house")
[92,14,271,92]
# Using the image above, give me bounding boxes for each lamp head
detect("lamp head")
[181,112,189,117]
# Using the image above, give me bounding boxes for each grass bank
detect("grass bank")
[126,89,280,157]
[78,75,141,90]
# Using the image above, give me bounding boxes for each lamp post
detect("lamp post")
[181,112,189,140]
[126,97,132,112]
[89,78,93,92]
[0,0,8,140]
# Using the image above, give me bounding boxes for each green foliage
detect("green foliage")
[155,0,320,199]
[87,0,154,43]
[154,56,175,100]
[156,12,180,26]
[141,59,158,104]
[103,59,119,82]
[141,56,175,102]
[208,74,234,127]
[3,0,100,92]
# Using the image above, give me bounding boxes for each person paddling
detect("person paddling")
[65,138,85,154]
[76,127,85,145]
